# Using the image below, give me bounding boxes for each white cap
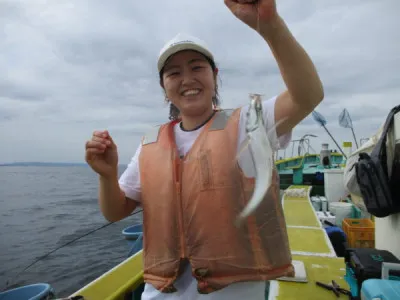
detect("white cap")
[157,33,214,73]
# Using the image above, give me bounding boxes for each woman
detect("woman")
[85,1,324,299]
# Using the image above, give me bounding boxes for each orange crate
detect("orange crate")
[342,218,375,248]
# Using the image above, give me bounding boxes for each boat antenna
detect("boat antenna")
[311,110,347,158]
[2,208,143,293]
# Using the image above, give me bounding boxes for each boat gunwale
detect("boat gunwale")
[69,250,144,300]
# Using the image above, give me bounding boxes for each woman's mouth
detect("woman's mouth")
[181,89,201,96]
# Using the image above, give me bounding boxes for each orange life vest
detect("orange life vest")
[139,108,294,294]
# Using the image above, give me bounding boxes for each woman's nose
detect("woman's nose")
[181,69,196,84]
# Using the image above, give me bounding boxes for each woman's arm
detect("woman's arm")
[259,15,324,137]
[224,0,324,137]
[99,175,138,222]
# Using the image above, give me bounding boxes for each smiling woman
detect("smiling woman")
[85,0,324,299]
[158,33,220,130]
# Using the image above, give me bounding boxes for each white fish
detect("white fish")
[235,93,286,227]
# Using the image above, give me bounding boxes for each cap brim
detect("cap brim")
[158,43,214,73]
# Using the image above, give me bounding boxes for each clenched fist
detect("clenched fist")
[85,130,119,178]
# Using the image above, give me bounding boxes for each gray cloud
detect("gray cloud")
[1,0,399,163]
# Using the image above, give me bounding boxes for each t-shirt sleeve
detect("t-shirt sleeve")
[118,143,142,202]
[263,95,292,150]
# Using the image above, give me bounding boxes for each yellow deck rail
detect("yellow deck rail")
[69,250,144,300]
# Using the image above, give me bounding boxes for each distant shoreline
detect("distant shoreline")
[0,162,127,167]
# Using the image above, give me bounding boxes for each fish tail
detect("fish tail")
[234,215,246,228]
[235,202,255,226]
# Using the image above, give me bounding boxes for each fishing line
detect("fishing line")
[2,208,143,293]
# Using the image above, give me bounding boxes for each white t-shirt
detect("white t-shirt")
[119,95,292,300]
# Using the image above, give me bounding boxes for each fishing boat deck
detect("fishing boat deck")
[268,185,349,300]
[69,184,350,300]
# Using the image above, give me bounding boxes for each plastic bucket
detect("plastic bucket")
[320,196,328,212]
[128,233,143,257]
[0,283,54,300]
[311,196,321,211]
[329,202,353,227]
[122,224,143,240]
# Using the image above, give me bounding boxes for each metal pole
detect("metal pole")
[351,128,359,148]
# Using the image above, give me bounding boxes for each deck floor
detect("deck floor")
[268,185,350,300]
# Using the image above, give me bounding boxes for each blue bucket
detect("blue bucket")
[0,283,55,300]
[122,224,143,240]
[128,233,143,257]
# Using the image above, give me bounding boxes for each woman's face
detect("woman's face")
[162,50,217,118]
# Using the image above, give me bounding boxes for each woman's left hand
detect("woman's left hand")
[224,0,278,31]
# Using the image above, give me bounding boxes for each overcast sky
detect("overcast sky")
[1,0,399,164]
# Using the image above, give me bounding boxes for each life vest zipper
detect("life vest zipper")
[175,157,186,258]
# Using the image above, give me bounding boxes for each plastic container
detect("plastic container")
[127,233,143,257]
[344,249,400,298]
[122,224,143,240]
[343,218,375,248]
[320,196,328,212]
[310,196,321,211]
[361,262,400,300]
[345,265,359,298]
[0,283,54,300]
[361,279,400,300]
[329,202,353,227]
[324,168,348,203]
[122,224,144,257]
[316,211,336,227]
